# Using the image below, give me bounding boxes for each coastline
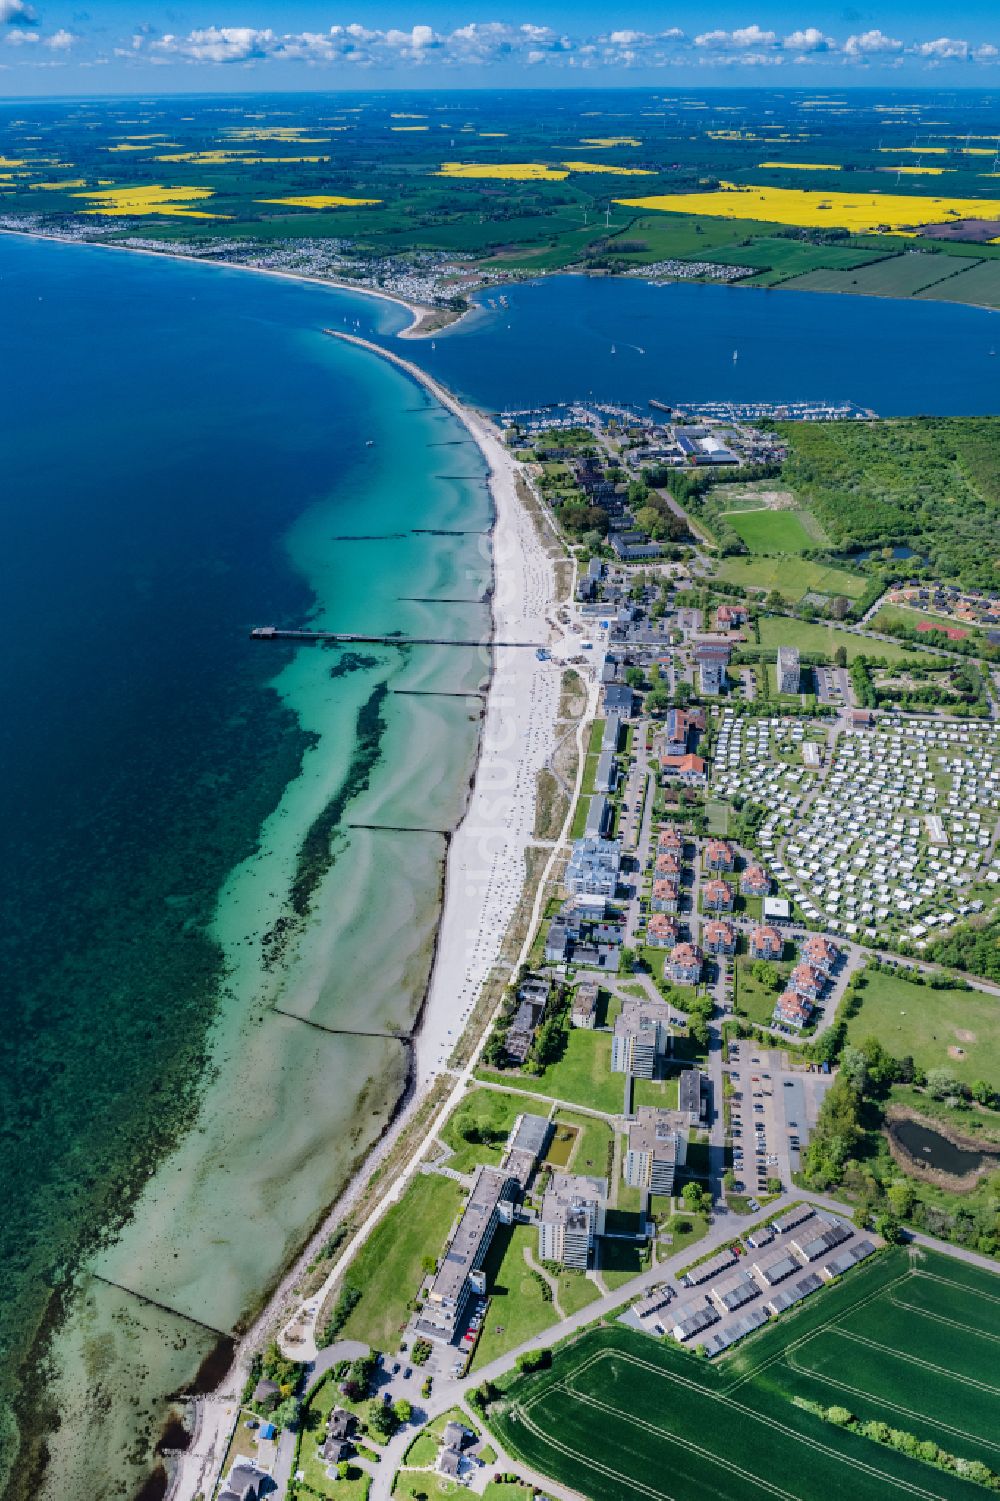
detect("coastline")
[0,223,474,339]
[165,329,568,1501]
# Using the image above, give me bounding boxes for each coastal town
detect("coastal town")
[190,388,1000,1501]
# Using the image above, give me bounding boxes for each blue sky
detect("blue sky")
[2,0,1000,92]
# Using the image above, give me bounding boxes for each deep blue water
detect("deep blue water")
[392,275,1000,416]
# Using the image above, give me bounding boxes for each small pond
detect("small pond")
[891,1118,991,1178]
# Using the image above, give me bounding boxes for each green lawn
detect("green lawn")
[392,1472,465,1501]
[845,970,1000,1087]
[598,1235,651,1289]
[439,1088,529,1174]
[335,1174,464,1350]
[655,1210,710,1259]
[633,1073,680,1111]
[476,1029,626,1115]
[871,600,991,647]
[723,508,820,555]
[734,955,789,1027]
[715,555,867,601]
[471,1223,561,1369]
[490,1249,1000,1501]
[552,1110,613,1178]
[297,1376,375,1500]
[756,614,937,664]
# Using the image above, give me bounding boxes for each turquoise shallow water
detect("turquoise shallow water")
[0,236,491,1499]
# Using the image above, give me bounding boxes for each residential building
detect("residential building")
[740,863,770,898]
[417,1166,517,1343]
[585,794,613,840]
[704,918,737,955]
[537,1172,607,1269]
[647,912,678,948]
[565,837,621,898]
[789,962,825,999]
[661,752,707,784]
[544,918,572,963]
[716,604,748,631]
[601,713,623,755]
[777,646,801,695]
[802,935,840,975]
[703,878,734,912]
[705,839,735,872]
[219,1463,268,1501]
[667,942,703,986]
[749,924,784,961]
[658,824,684,854]
[604,682,637,717]
[678,1068,705,1125]
[652,878,680,913]
[773,990,813,1029]
[571,980,599,1029]
[594,750,617,795]
[656,851,681,878]
[611,997,672,1077]
[623,1107,688,1196]
[695,642,731,696]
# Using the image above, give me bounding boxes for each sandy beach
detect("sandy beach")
[165,327,571,1501]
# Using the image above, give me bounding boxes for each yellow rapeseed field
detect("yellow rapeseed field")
[0,157,27,167]
[879,146,948,155]
[559,161,654,175]
[72,185,230,219]
[879,165,949,176]
[256,195,382,209]
[579,136,641,147]
[757,161,842,170]
[155,150,330,164]
[436,162,569,180]
[222,128,330,143]
[615,181,1000,233]
[391,126,428,131]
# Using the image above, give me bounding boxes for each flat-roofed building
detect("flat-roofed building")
[611,997,672,1077]
[538,1172,607,1270]
[417,1166,516,1343]
[623,1107,688,1196]
[678,1068,705,1125]
[777,646,801,695]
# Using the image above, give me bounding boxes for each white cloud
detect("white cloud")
[783,27,833,52]
[150,26,274,63]
[0,0,35,24]
[844,28,903,57]
[44,27,76,50]
[974,42,999,60]
[695,24,777,50]
[913,36,969,60]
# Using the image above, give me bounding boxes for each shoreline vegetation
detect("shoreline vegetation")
[158,298,574,1500]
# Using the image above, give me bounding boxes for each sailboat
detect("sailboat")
[732,349,739,363]
[610,344,617,355]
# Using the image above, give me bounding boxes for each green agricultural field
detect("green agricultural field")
[781,251,981,299]
[755,614,937,664]
[845,970,1000,1087]
[491,1248,1000,1501]
[915,258,1000,309]
[333,1173,463,1350]
[723,508,821,555]
[714,555,867,601]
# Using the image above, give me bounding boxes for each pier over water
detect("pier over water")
[250,626,542,647]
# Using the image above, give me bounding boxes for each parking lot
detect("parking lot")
[726,1040,834,1193]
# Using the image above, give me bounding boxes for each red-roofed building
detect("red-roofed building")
[748,925,783,962]
[647,913,679,948]
[802,936,840,976]
[704,840,735,872]
[652,879,680,914]
[658,826,683,853]
[661,753,706,785]
[667,942,703,986]
[704,919,737,956]
[790,963,825,1000]
[656,852,681,878]
[773,991,813,1030]
[703,878,734,912]
[740,863,770,898]
[715,603,748,631]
